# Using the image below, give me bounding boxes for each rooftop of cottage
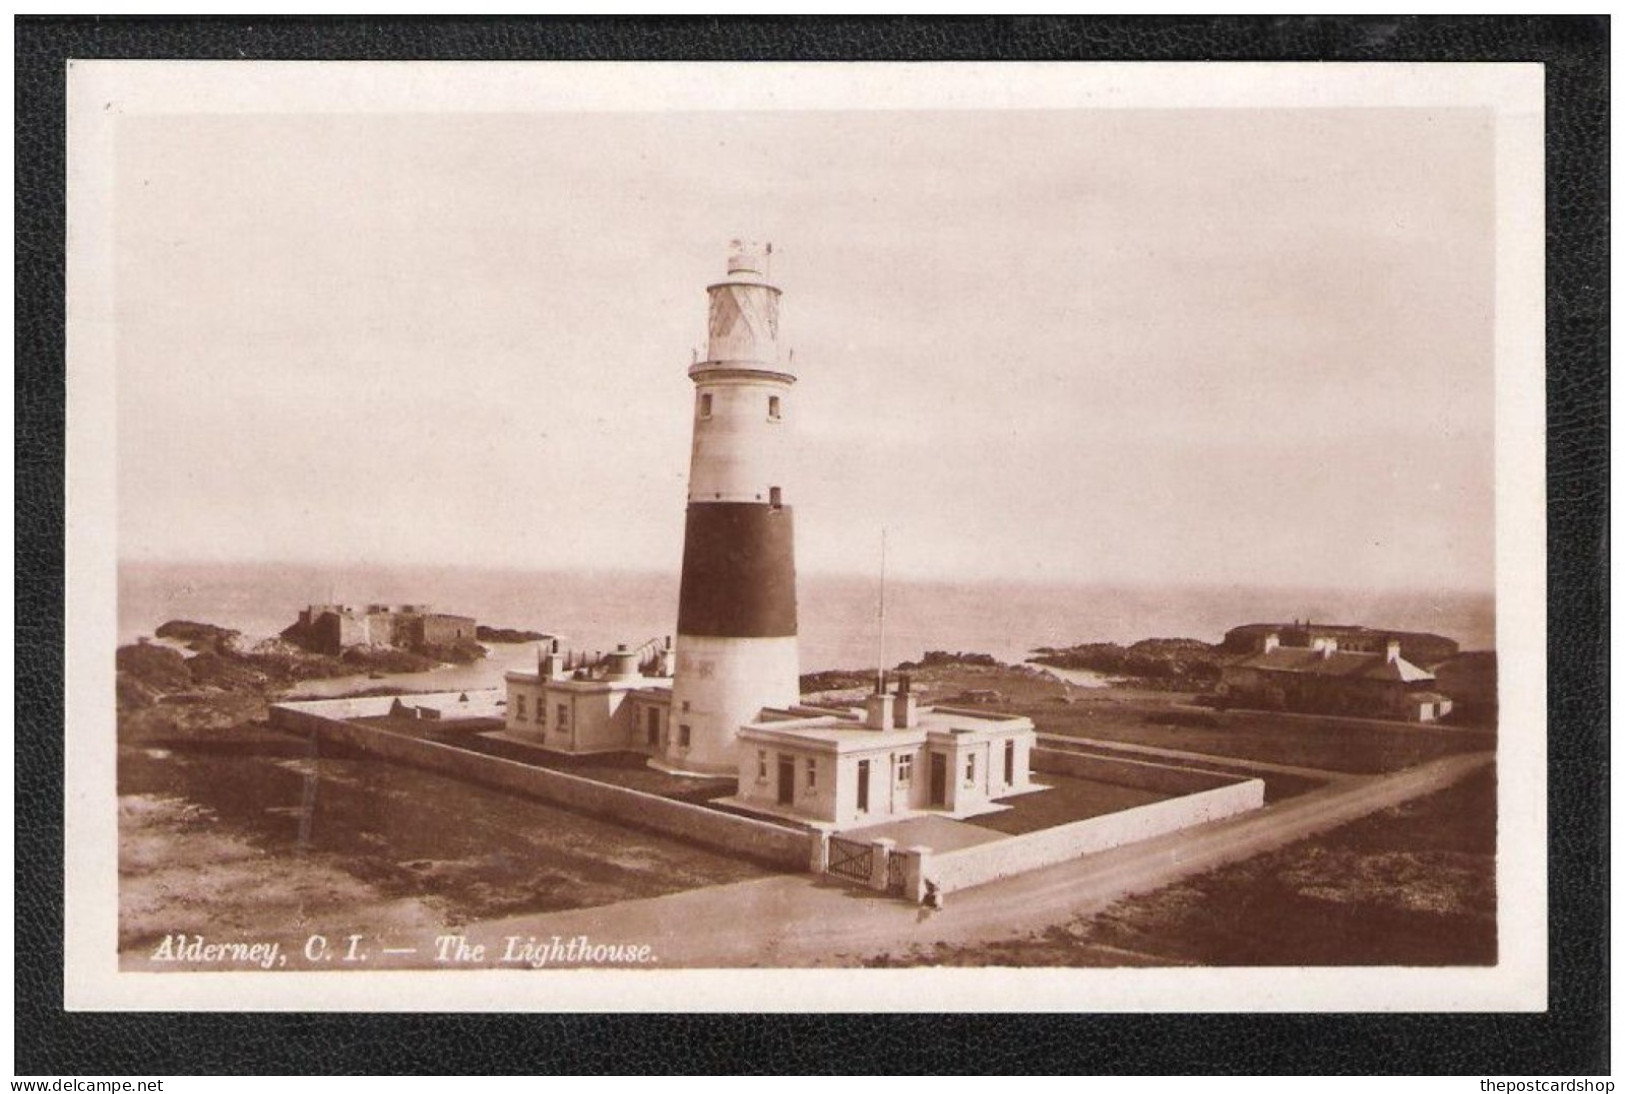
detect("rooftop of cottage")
[1231,645,1434,682]
[739,702,1033,752]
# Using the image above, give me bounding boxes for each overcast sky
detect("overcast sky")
[114,107,1494,591]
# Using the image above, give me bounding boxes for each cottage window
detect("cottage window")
[964,754,976,784]
[806,758,817,790]
[896,754,913,785]
[515,694,527,720]
[698,393,713,419]
[769,486,782,510]
[1004,739,1015,784]
[757,750,768,780]
[768,395,781,421]
[556,704,569,729]
[679,724,691,748]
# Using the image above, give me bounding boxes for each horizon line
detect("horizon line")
[116,556,1497,600]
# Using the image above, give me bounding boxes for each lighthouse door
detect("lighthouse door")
[777,756,795,806]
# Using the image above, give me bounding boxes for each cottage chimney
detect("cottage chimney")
[865,676,896,731]
[540,638,565,681]
[893,671,920,729]
[1312,636,1338,659]
[607,643,640,680]
[1386,638,1401,664]
[1262,632,1280,654]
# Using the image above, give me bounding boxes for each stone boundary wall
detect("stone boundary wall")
[269,700,811,870]
[1031,746,1239,794]
[1216,706,1492,736]
[272,694,404,722]
[926,776,1265,897]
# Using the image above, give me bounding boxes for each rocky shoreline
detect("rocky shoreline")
[1028,638,1225,692]
[117,618,497,748]
[120,625,1214,746]
[475,625,551,643]
[799,645,1211,700]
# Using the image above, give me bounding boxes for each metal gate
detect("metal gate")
[827,836,873,883]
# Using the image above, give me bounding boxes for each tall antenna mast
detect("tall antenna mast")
[876,527,887,692]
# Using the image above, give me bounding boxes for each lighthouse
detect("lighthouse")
[657,241,800,775]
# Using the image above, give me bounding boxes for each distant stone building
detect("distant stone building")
[1220,622,1459,667]
[292,603,477,656]
[1217,631,1453,723]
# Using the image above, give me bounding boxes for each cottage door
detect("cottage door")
[857,760,871,812]
[929,752,947,806]
[777,756,795,806]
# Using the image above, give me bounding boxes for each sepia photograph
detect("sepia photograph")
[59,58,1550,1016]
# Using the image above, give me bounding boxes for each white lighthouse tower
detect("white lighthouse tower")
[656,241,800,776]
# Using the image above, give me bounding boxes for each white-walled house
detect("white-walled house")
[504,640,674,757]
[724,675,1041,829]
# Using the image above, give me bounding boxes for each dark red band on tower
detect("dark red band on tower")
[676,502,798,638]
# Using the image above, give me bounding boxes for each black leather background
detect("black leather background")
[14,16,1608,1076]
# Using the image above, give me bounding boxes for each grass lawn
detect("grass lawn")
[980,772,1169,835]
[119,724,778,953]
[1023,698,1483,774]
[1042,741,1325,803]
[440,733,737,802]
[887,662,1483,776]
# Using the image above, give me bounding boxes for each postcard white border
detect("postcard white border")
[63,60,1546,1013]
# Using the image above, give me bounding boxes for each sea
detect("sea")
[118,560,1495,697]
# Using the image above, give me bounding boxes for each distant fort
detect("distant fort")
[1219,621,1459,666]
[285,603,477,657]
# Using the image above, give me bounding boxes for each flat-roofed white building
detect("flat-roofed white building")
[722,674,1041,829]
[504,639,674,757]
